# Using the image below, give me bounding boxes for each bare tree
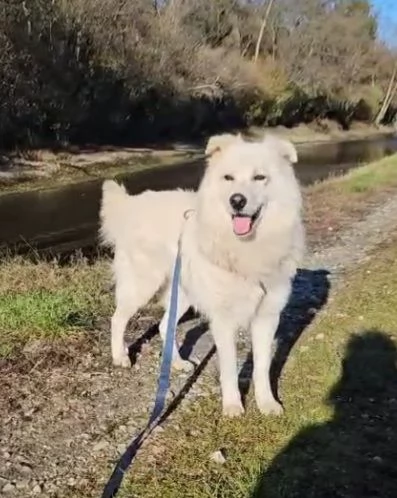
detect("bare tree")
[254,0,275,63]
[375,61,397,125]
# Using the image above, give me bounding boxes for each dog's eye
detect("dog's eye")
[223,174,234,181]
[253,174,267,181]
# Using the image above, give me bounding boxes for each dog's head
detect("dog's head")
[199,133,300,239]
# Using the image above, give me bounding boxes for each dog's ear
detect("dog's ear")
[263,134,298,164]
[205,133,243,157]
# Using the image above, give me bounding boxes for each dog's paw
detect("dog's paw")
[112,353,131,368]
[222,401,245,418]
[172,358,194,372]
[257,398,284,416]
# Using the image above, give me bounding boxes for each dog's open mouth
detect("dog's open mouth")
[232,207,262,236]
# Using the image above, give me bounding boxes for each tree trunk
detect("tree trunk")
[254,0,275,64]
[375,62,397,126]
[270,24,277,60]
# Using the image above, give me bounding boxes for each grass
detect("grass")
[341,154,397,193]
[117,236,397,498]
[316,152,397,194]
[304,153,397,243]
[0,255,112,357]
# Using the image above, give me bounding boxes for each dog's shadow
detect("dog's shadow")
[239,268,331,405]
[127,323,159,366]
[127,308,206,367]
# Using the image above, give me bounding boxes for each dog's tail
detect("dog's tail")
[99,180,128,247]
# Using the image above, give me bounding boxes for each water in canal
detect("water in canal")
[1,135,396,255]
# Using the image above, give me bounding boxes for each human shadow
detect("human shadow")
[250,330,397,498]
[239,268,331,404]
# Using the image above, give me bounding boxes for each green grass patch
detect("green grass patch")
[0,256,112,357]
[340,153,397,193]
[304,153,397,242]
[307,152,397,195]
[119,237,397,498]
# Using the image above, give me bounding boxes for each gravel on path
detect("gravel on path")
[1,194,397,497]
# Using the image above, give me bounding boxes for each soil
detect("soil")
[0,121,394,193]
[0,147,201,193]
[1,193,397,497]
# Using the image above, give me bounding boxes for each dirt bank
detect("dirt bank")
[1,121,394,194]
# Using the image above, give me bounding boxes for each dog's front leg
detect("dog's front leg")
[250,311,283,416]
[211,319,244,417]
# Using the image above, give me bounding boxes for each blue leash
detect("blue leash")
[101,249,182,498]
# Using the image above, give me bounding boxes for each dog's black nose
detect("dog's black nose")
[229,193,247,211]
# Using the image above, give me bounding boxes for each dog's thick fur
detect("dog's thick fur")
[100,133,305,417]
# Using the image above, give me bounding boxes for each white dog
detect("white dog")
[100,133,304,417]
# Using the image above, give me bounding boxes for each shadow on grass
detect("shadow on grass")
[126,307,205,367]
[239,268,331,404]
[251,330,397,498]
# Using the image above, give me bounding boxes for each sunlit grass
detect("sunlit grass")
[118,236,397,498]
[0,256,112,357]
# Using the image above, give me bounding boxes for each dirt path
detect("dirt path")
[307,194,397,275]
[1,194,397,497]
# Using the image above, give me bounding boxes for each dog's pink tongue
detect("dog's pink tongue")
[233,216,251,235]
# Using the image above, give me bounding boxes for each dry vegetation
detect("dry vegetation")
[0,0,396,149]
